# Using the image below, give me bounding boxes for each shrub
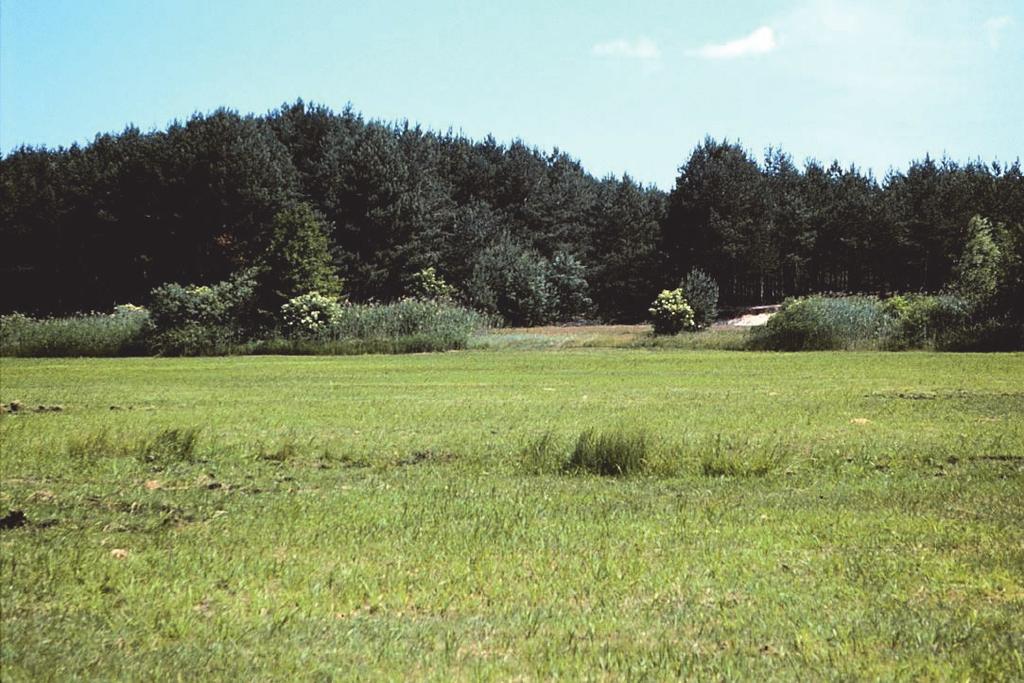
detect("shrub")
[464,240,595,325]
[564,428,649,476]
[648,289,695,335]
[548,252,593,322]
[882,294,970,350]
[280,291,343,338]
[881,294,911,320]
[147,270,257,355]
[407,267,457,300]
[940,215,1023,350]
[751,296,888,351]
[148,271,256,331]
[0,308,150,357]
[952,216,1007,311]
[680,268,719,328]
[466,238,556,326]
[254,203,343,313]
[113,303,148,318]
[935,317,1024,351]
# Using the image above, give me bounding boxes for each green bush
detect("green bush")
[680,268,719,329]
[751,296,887,350]
[0,308,150,357]
[941,215,1023,350]
[464,240,594,326]
[280,291,343,338]
[466,238,556,326]
[254,203,343,313]
[648,289,695,335]
[952,216,1008,311]
[147,270,257,355]
[882,294,970,350]
[548,252,593,322]
[407,267,457,300]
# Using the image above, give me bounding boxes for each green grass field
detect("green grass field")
[2,350,1023,680]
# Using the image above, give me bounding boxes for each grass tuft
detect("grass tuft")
[66,427,201,465]
[136,427,201,465]
[258,439,300,463]
[564,428,649,476]
[517,432,566,474]
[699,435,782,478]
[66,430,120,460]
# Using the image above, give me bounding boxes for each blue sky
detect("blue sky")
[1,0,1021,188]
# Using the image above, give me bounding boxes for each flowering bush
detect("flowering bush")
[113,303,149,318]
[280,291,343,337]
[648,289,695,335]
[407,267,457,300]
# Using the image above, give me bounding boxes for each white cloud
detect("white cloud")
[591,37,660,60]
[985,16,1012,49]
[695,26,777,59]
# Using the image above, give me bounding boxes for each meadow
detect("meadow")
[1,349,1023,680]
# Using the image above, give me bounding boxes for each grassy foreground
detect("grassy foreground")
[1,350,1023,680]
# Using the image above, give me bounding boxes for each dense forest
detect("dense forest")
[2,100,1022,322]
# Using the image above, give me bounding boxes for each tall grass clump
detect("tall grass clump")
[750,296,888,351]
[699,435,783,477]
[65,426,201,466]
[328,298,487,350]
[0,306,149,357]
[517,431,567,474]
[259,298,486,354]
[136,427,201,465]
[564,428,649,476]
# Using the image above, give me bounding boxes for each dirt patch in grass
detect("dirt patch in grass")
[2,401,64,414]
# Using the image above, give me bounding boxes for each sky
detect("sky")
[1,0,1022,188]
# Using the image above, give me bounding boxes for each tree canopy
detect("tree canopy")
[2,101,1021,322]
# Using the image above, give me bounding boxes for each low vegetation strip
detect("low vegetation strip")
[1,351,1022,679]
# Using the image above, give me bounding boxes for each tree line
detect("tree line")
[2,100,1021,322]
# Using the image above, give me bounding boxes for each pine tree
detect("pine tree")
[254,203,342,313]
